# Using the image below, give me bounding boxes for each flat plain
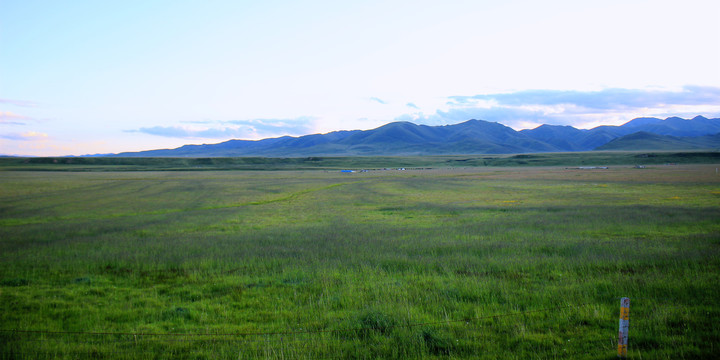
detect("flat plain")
[1,160,719,359]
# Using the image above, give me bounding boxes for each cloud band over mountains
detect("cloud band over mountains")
[447,86,720,109]
[127,117,316,140]
[404,86,720,129]
[126,86,720,141]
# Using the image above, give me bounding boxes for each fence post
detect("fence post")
[618,297,630,358]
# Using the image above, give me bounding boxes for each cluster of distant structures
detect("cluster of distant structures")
[565,164,684,170]
[565,164,678,170]
[340,167,425,173]
[565,166,610,170]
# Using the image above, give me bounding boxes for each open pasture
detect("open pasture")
[1,164,719,359]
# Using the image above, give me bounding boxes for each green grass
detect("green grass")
[1,163,719,358]
[1,150,719,171]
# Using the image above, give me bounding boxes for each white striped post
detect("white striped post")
[618,297,630,358]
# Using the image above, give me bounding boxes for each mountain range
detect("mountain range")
[113,116,720,157]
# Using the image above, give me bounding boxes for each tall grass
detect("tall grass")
[1,165,719,358]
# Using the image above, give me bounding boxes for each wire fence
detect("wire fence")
[3,297,711,359]
[4,295,719,360]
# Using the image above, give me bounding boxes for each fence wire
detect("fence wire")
[1,299,712,358]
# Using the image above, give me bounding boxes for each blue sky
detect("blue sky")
[1,0,719,156]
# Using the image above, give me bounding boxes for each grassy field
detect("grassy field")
[1,160,719,358]
[1,151,719,171]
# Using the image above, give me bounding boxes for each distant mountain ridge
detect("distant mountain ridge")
[112,116,720,157]
[596,132,720,151]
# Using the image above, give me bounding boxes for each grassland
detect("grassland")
[1,159,719,359]
[1,150,719,171]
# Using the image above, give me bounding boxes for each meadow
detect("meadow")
[1,158,719,359]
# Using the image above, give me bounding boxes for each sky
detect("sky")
[1,0,719,156]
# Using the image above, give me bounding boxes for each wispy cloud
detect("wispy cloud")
[370,97,387,105]
[0,111,32,125]
[128,117,317,140]
[406,102,419,109]
[0,131,50,141]
[225,117,315,135]
[128,126,248,139]
[0,98,40,108]
[179,120,216,125]
[403,86,720,129]
[448,86,720,110]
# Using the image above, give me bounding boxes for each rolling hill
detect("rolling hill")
[111,116,720,157]
[596,131,720,151]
